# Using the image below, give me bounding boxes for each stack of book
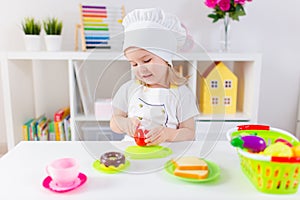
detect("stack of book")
[22,115,49,141]
[22,107,71,141]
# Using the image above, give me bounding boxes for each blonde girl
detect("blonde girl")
[110,8,199,145]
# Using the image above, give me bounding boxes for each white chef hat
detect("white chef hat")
[122,8,187,65]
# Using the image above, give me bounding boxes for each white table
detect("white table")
[0,141,298,200]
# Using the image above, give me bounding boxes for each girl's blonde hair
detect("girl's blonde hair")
[125,47,189,87]
[167,63,189,86]
[138,62,189,87]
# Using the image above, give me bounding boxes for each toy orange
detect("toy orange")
[292,144,300,156]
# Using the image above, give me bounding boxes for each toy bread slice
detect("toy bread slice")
[172,156,208,170]
[173,168,209,179]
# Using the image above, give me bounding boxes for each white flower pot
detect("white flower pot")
[24,35,41,51]
[44,35,62,51]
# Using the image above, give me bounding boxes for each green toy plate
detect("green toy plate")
[125,145,172,159]
[93,160,130,174]
[164,159,221,183]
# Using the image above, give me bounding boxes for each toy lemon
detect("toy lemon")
[263,142,293,157]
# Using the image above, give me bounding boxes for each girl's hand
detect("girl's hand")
[144,126,167,146]
[123,117,140,137]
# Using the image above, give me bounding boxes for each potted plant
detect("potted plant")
[43,17,63,51]
[22,17,42,51]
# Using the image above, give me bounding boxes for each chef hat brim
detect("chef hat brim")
[123,28,177,64]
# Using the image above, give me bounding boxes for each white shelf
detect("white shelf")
[174,52,261,61]
[74,112,251,122]
[5,51,127,60]
[4,51,261,61]
[74,112,250,122]
[1,51,262,149]
[196,112,251,121]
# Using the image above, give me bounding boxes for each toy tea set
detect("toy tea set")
[43,158,87,193]
[227,124,300,194]
[42,125,221,193]
[43,124,300,194]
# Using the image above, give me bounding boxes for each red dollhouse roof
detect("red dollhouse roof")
[202,61,220,78]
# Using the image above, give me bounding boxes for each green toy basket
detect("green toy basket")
[227,125,300,194]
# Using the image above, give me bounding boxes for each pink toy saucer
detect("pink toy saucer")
[42,172,87,193]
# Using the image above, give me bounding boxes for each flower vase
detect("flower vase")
[220,13,231,52]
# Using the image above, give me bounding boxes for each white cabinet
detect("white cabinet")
[1,51,262,149]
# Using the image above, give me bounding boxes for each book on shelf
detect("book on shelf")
[22,108,72,141]
[34,114,47,141]
[54,107,70,141]
[54,107,70,122]
[37,119,50,141]
[48,121,56,141]
[22,114,46,141]
[22,118,34,141]
[54,115,71,141]
[63,115,71,141]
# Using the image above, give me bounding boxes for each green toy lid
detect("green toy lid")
[93,160,130,174]
[124,145,172,159]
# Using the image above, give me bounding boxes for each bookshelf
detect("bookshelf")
[1,51,262,149]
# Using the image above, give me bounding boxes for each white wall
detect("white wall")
[0,0,300,146]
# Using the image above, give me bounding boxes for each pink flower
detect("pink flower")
[218,0,231,11]
[204,0,253,22]
[204,0,220,8]
[234,0,246,5]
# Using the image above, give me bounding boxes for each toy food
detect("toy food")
[275,138,293,147]
[134,127,149,146]
[231,135,266,153]
[263,143,293,157]
[292,144,300,156]
[172,157,209,180]
[172,156,208,170]
[100,152,126,167]
[173,168,209,179]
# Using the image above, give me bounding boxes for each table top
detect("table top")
[0,141,299,200]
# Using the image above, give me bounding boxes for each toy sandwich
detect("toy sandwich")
[171,156,209,179]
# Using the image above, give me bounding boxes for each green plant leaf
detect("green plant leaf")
[22,17,41,35]
[229,12,240,21]
[208,14,221,23]
[208,14,217,19]
[43,17,63,35]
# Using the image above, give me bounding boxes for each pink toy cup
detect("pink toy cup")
[46,158,79,187]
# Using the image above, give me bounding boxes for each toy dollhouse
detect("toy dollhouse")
[200,61,238,114]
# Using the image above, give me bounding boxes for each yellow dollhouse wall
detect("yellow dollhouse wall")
[200,62,238,114]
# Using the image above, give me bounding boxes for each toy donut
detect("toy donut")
[100,152,126,168]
